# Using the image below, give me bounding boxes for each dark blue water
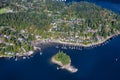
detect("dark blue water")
[0,1,120,80]
[66,0,120,14]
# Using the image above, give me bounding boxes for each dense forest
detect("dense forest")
[54,51,71,65]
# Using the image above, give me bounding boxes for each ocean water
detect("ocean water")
[0,1,120,80]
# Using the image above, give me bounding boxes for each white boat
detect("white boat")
[23,57,26,59]
[15,58,18,61]
[116,58,118,62]
[55,46,59,48]
[57,67,60,70]
[40,52,43,55]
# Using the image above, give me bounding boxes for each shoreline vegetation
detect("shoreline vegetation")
[0,33,119,58]
[1,0,120,58]
[43,33,120,47]
[51,51,78,73]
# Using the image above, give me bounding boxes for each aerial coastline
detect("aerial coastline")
[1,0,120,58]
[1,0,120,80]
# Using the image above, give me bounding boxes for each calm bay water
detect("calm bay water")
[0,1,120,80]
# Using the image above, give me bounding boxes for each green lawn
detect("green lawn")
[0,8,9,14]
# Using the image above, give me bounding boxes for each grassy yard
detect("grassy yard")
[0,8,9,14]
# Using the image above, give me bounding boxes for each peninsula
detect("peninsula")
[51,51,78,73]
[0,0,120,57]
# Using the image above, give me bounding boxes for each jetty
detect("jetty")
[61,64,78,73]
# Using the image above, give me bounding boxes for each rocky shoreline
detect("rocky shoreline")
[51,56,78,73]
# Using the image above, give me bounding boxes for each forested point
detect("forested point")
[54,51,71,65]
